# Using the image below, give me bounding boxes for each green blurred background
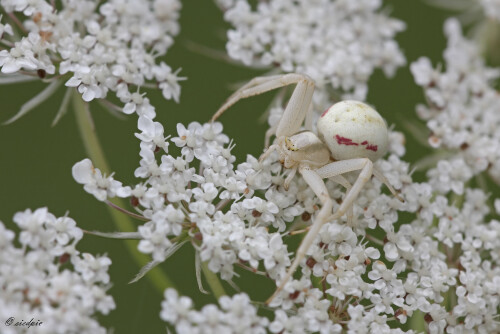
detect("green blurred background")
[0,1,468,332]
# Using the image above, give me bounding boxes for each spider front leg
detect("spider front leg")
[328,175,354,225]
[317,159,404,218]
[211,73,315,142]
[266,158,374,304]
[316,158,374,221]
[266,166,334,304]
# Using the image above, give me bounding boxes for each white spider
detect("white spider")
[211,73,403,304]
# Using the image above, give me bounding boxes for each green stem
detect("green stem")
[72,90,175,293]
[201,261,226,300]
[409,310,426,333]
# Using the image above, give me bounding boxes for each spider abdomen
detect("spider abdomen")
[317,100,389,162]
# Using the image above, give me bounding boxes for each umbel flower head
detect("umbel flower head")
[425,0,500,67]
[75,113,500,332]
[411,19,500,190]
[0,0,184,124]
[68,106,485,333]
[217,0,406,102]
[0,208,114,334]
[427,0,500,22]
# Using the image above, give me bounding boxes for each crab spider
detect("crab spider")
[211,73,403,304]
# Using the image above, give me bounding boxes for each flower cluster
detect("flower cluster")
[429,0,500,22]
[0,208,114,334]
[217,0,406,101]
[411,19,500,190]
[74,107,500,332]
[161,289,268,333]
[0,0,183,122]
[61,113,432,332]
[73,119,293,281]
[480,0,500,20]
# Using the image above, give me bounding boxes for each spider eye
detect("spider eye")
[285,137,298,151]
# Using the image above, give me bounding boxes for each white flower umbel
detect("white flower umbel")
[480,0,500,20]
[0,0,184,123]
[60,117,402,331]
[218,0,406,101]
[427,0,500,22]
[0,208,114,334]
[73,112,500,331]
[401,18,500,333]
[74,120,292,280]
[411,19,500,187]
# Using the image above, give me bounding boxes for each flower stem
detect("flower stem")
[201,260,226,300]
[409,310,426,333]
[105,200,148,221]
[72,90,175,293]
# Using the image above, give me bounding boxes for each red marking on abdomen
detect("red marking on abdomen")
[335,136,379,152]
[321,108,329,117]
[335,135,358,146]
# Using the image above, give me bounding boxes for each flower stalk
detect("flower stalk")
[201,260,226,300]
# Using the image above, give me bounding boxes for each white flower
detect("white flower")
[46,215,84,255]
[241,197,279,224]
[73,253,112,284]
[13,207,51,249]
[193,182,219,202]
[219,175,247,200]
[0,208,114,334]
[171,122,203,161]
[72,158,131,201]
[0,15,13,36]
[138,221,174,262]
[269,310,306,334]
[0,33,40,73]
[136,115,170,152]
[495,199,500,214]
[160,288,195,326]
[480,0,500,20]
[155,64,186,102]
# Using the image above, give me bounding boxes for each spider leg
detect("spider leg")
[211,74,315,138]
[328,175,354,225]
[266,166,333,304]
[264,123,279,149]
[266,159,374,304]
[258,144,279,162]
[275,75,314,137]
[283,166,298,190]
[287,174,354,229]
[315,158,374,221]
[372,166,404,202]
[225,75,285,102]
[304,103,314,132]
